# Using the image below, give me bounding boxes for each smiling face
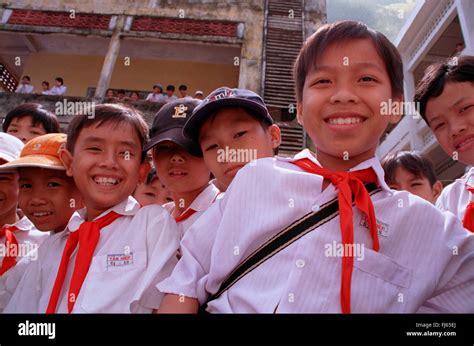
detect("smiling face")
[199,108,280,191]
[6,116,47,144]
[297,39,401,171]
[61,121,143,220]
[0,171,19,225]
[425,82,474,166]
[18,168,83,232]
[133,177,172,206]
[152,141,210,196]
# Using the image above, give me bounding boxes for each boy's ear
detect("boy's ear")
[296,102,304,126]
[432,180,443,201]
[269,124,282,149]
[138,160,152,184]
[387,95,404,125]
[59,149,74,177]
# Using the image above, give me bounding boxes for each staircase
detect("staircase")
[262,0,306,156]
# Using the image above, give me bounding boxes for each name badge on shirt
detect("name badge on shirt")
[106,253,134,267]
[359,215,389,237]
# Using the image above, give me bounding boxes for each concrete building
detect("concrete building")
[0,0,327,155]
[377,0,474,184]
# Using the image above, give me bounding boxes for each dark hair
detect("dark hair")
[382,151,438,186]
[22,76,31,82]
[200,106,279,155]
[414,55,474,124]
[153,84,163,92]
[55,77,64,85]
[293,20,403,102]
[66,103,149,162]
[42,81,49,88]
[179,84,187,91]
[3,103,60,133]
[145,167,158,185]
[166,85,175,92]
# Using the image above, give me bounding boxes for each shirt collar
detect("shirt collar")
[289,149,392,193]
[10,216,36,232]
[66,196,140,233]
[188,183,221,212]
[462,166,474,186]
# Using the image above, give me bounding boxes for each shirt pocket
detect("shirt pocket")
[79,251,147,313]
[350,248,412,313]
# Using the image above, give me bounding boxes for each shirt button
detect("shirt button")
[296,259,305,268]
[311,204,320,212]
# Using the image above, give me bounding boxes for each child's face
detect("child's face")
[0,171,19,223]
[133,178,172,206]
[153,141,210,195]
[297,39,401,169]
[18,168,83,232]
[166,90,173,96]
[55,80,62,87]
[41,83,48,91]
[388,167,441,204]
[61,122,143,220]
[7,116,47,144]
[199,108,280,190]
[425,82,474,166]
[21,78,29,85]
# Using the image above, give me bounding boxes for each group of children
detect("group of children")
[0,20,473,313]
[16,76,67,96]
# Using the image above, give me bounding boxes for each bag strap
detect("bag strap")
[203,182,380,309]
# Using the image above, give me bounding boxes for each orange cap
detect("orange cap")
[0,133,67,170]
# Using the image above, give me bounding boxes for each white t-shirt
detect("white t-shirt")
[15,84,34,94]
[5,197,180,313]
[158,149,474,313]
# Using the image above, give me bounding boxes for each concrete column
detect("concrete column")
[94,15,125,99]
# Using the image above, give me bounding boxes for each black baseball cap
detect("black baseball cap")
[144,98,203,157]
[183,87,273,141]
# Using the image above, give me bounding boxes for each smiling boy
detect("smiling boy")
[158,21,474,313]
[5,104,179,313]
[414,56,474,231]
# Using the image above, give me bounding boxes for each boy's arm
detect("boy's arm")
[156,294,199,313]
[418,213,474,312]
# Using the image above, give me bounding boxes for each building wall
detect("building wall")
[20,52,239,97]
[1,0,265,93]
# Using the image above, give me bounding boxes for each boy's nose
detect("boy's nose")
[330,88,359,104]
[30,196,47,206]
[99,152,119,168]
[450,118,467,139]
[170,154,185,164]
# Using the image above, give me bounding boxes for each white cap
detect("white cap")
[0,133,24,163]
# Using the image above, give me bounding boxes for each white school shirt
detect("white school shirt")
[49,85,67,95]
[0,216,48,266]
[436,166,474,223]
[158,149,474,313]
[163,95,177,103]
[130,183,221,311]
[0,217,48,311]
[15,84,33,94]
[146,93,165,103]
[4,197,179,313]
[163,183,221,239]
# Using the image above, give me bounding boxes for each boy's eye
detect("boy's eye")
[359,76,377,82]
[234,131,247,139]
[314,79,331,85]
[410,182,422,187]
[47,182,61,187]
[204,144,218,152]
[7,129,17,133]
[145,192,156,198]
[433,122,445,131]
[87,146,101,151]
[19,183,32,189]
[460,104,473,113]
[120,151,135,158]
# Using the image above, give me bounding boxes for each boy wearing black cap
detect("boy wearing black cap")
[144,98,219,238]
[183,87,281,191]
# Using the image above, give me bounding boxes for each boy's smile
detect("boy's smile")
[425,82,474,165]
[297,38,401,171]
[61,122,143,220]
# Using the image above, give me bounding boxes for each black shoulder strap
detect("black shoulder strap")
[202,182,380,309]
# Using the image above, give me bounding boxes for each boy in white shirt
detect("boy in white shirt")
[157,21,474,313]
[49,77,67,96]
[15,76,34,94]
[5,104,179,313]
[414,55,474,231]
[0,133,47,277]
[146,84,165,103]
